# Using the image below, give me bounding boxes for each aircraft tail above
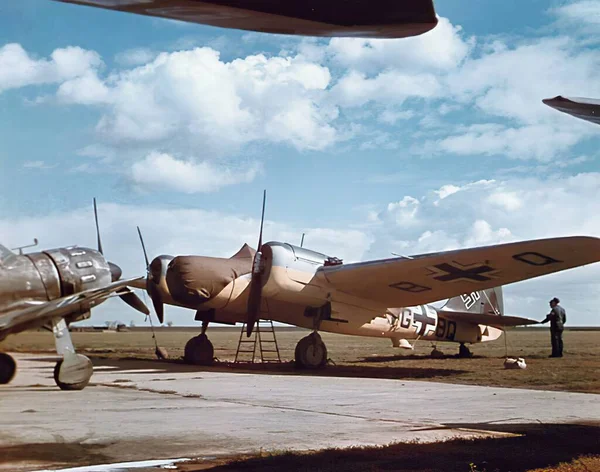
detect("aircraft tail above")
[440,287,539,327]
[442,287,504,316]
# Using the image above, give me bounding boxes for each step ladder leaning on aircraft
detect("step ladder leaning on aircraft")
[0,200,149,390]
[133,191,600,368]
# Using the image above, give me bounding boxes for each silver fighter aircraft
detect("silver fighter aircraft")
[0,200,148,390]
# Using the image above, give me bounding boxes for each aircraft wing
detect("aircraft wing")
[53,0,438,38]
[0,277,147,334]
[318,236,600,309]
[439,311,539,328]
[543,96,600,126]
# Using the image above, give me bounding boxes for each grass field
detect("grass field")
[3,327,599,393]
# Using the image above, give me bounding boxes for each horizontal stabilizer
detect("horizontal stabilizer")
[440,311,539,328]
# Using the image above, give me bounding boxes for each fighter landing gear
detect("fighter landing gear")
[52,318,93,390]
[458,343,473,358]
[0,352,16,385]
[295,332,328,369]
[184,321,214,365]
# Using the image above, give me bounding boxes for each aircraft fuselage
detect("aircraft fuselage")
[0,246,112,339]
[149,241,502,345]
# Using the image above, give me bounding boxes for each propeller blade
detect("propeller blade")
[148,281,165,324]
[246,190,267,337]
[137,226,165,323]
[117,288,150,316]
[93,197,104,255]
[137,226,150,268]
[246,275,262,336]
[257,189,266,249]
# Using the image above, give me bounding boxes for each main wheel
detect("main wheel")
[53,354,93,390]
[0,352,16,385]
[184,334,214,365]
[295,333,327,369]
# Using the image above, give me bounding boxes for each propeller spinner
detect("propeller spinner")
[246,190,267,337]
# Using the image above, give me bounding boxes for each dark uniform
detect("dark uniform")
[541,297,566,357]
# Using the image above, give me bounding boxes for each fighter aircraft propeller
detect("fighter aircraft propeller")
[93,198,148,315]
[246,190,267,337]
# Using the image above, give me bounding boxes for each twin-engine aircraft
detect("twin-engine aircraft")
[53,0,438,38]
[543,96,600,126]
[0,201,148,390]
[134,192,600,367]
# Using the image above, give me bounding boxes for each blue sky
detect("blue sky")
[1,0,599,326]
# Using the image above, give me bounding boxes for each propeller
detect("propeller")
[92,198,149,316]
[137,226,165,324]
[246,190,267,337]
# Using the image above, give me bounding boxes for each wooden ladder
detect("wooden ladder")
[234,320,282,363]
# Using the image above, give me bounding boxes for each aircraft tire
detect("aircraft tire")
[53,354,93,390]
[184,334,214,365]
[295,333,327,369]
[0,352,16,384]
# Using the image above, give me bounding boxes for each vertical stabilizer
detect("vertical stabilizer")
[442,287,504,317]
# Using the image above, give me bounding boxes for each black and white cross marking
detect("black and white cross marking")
[427,261,498,283]
[413,306,437,336]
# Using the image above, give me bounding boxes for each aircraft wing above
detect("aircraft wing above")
[53,0,438,38]
[543,96,600,126]
[439,311,539,328]
[0,277,147,334]
[318,236,600,309]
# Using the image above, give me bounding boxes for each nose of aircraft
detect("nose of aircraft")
[149,257,164,283]
[108,261,123,282]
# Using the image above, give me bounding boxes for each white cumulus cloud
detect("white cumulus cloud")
[0,43,102,93]
[129,152,260,193]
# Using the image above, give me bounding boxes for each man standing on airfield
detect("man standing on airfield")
[541,297,566,358]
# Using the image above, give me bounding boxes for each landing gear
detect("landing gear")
[295,332,327,369]
[458,343,473,358]
[184,334,214,365]
[0,352,16,385]
[52,318,93,390]
[53,353,93,390]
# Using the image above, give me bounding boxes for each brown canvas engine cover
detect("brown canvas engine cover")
[166,244,255,307]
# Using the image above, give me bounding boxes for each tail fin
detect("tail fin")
[442,287,504,317]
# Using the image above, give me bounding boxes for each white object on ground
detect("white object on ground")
[504,357,527,369]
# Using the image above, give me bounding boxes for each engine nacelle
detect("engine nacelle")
[261,242,332,306]
[43,247,111,297]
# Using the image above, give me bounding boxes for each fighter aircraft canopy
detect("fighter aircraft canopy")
[53,0,438,38]
[543,96,600,126]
